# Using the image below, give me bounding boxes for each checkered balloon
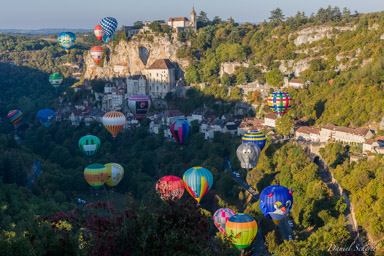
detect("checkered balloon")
[213,208,235,235]
[100,17,118,37]
[267,91,292,117]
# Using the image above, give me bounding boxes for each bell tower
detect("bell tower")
[190,6,197,31]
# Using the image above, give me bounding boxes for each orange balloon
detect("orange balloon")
[102,111,126,138]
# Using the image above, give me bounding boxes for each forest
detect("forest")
[1,5,384,256]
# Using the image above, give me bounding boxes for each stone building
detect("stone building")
[319,124,373,144]
[295,126,320,142]
[264,113,277,128]
[168,7,197,32]
[145,59,176,99]
[126,75,147,97]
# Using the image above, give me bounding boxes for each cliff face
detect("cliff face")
[84,35,190,79]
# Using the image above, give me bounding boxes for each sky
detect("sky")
[1,0,384,29]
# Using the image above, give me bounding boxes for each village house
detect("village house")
[102,85,126,111]
[187,108,206,124]
[295,126,321,142]
[162,110,185,126]
[319,124,373,144]
[237,117,265,136]
[264,113,277,128]
[168,7,197,32]
[363,136,384,154]
[288,78,305,88]
[123,25,141,38]
[126,75,147,97]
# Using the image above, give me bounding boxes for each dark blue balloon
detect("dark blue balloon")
[37,109,56,128]
[259,185,294,225]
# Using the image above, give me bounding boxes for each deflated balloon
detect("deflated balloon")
[90,46,104,64]
[127,95,151,120]
[183,167,213,203]
[58,32,76,53]
[49,73,63,88]
[267,91,292,117]
[259,185,294,226]
[225,213,258,249]
[170,119,191,145]
[155,175,184,202]
[37,109,56,127]
[94,25,104,41]
[83,163,108,190]
[7,110,23,128]
[105,163,124,186]
[213,208,235,235]
[236,143,260,169]
[102,111,126,138]
[78,135,101,157]
[242,130,266,151]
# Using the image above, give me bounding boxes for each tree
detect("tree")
[236,72,247,85]
[265,230,283,253]
[133,21,144,28]
[177,31,185,42]
[197,11,210,29]
[148,21,162,32]
[269,8,285,27]
[221,73,231,86]
[275,115,294,138]
[265,68,283,87]
[230,87,242,101]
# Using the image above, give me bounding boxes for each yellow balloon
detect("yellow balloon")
[105,163,124,186]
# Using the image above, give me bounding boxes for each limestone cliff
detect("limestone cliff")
[84,34,190,80]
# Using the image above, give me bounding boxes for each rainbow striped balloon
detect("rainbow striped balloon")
[242,130,266,151]
[7,110,23,128]
[267,91,292,117]
[225,213,258,249]
[170,120,191,145]
[183,167,213,203]
[84,163,108,190]
[213,208,235,235]
[102,111,126,138]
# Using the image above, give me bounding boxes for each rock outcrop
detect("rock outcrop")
[84,34,190,80]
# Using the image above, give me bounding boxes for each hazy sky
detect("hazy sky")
[1,0,384,29]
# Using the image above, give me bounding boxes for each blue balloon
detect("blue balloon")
[170,120,191,145]
[58,32,76,53]
[259,185,294,226]
[37,109,56,128]
[102,34,115,43]
[242,130,267,151]
[183,167,213,203]
[100,17,118,37]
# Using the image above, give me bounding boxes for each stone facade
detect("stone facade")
[264,113,277,128]
[319,124,373,144]
[295,126,320,142]
[145,59,176,99]
[168,7,197,32]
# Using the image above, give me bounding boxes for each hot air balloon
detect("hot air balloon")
[267,91,292,117]
[84,163,108,190]
[102,111,126,138]
[7,110,23,128]
[100,17,118,38]
[155,175,185,202]
[78,135,101,158]
[127,95,151,120]
[105,163,124,186]
[236,143,261,170]
[102,34,113,43]
[170,120,191,145]
[242,130,266,151]
[37,109,56,128]
[225,213,258,250]
[49,73,63,88]
[90,46,104,65]
[94,25,104,41]
[183,167,213,204]
[259,185,294,227]
[58,32,76,53]
[213,208,235,235]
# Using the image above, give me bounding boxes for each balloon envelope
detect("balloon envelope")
[49,73,63,88]
[94,25,104,41]
[236,143,261,169]
[7,110,23,128]
[242,130,266,151]
[105,163,124,186]
[58,32,76,53]
[155,175,184,202]
[213,208,235,235]
[225,213,258,249]
[183,167,213,203]
[100,17,118,37]
[170,120,191,145]
[90,46,104,65]
[259,185,294,226]
[37,109,56,127]
[127,95,151,120]
[78,135,101,157]
[84,163,108,190]
[267,91,292,117]
[102,111,126,138]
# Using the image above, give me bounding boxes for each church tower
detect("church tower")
[190,6,197,31]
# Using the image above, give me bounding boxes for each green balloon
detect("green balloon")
[78,135,101,157]
[49,73,63,88]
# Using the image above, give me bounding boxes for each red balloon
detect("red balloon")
[155,176,185,202]
[94,25,104,41]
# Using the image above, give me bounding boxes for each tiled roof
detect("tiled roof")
[322,124,371,136]
[147,59,175,70]
[289,78,304,84]
[264,113,277,120]
[168,17,188,22]
[296,126,320,135]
